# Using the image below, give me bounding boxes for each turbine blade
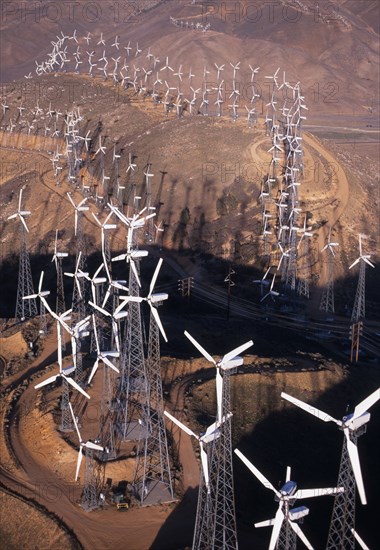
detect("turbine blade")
[286,465,291,482]
[255,518,275,528]
[344,429,366,505]
[75,446,83,481]
[222,340,254,365]
[34,374,59,389]
[85,441,104,451]
[65,376,91,399]
[289,520,313,550]
[351,528,370,550]
[92,315,100,353]
[349,258,360,270]
[353,388,380,420]
[89,300,111,317]
[88,360,99,385]
[38,271,44,292]
[362,257,375,268]
[130,259,141,287]
[20,215,29,232]
[150,305,168,342]
[234,449,280,496]
[216,370,223,423]
[281,392,341,425]
[164,410,197,438]
[69,402,81,442]
[184,331,215,364]
[295,487,343,499]
[149,258,163,297]
[200,444,209,491]
[269,504,285,550]
[102,356,120,373]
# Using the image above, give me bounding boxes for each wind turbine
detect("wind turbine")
[92,212,117,281]
[281,388,380,506]
[64,251,89,300]
[184,331,253,422]
[235,449,343,550]
[69,403,103,481]
[321,227,339,257]
[164,410,226,494]
[349,234,375,270]
[7,188,31,232]
[88,315,119,384]
[66,193,89,236]
[349,234,375,324]
[35,310,90,400]
[260,273,280,303]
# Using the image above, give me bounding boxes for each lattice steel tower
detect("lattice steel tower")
[8,189,37,320]
[320,230,339,314]
[326,430,362,550]
[349,235,374,322]
[210,369,239,549]
[133,300,174,505]
[184,333,253,550]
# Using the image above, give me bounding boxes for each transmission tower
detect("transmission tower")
[326,430,363,550]
[80,449,100,512]
[277,517,297,550]
[183,333,253,550]
[320,249,335,313]
[193,459,216,550]
[8,189,37,321]
[351,260,368,323]
[59,379,73,432]
[117,259,150,443]
[210,370,238,549]
[133,303,174,505]
[297,237,310,299]
[320,230,339,314]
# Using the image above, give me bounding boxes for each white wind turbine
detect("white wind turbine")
[277,243,292,270]
[92,212,117,281]
[118,258,168,341]
[184,332,253,422]
[321,227,339,257]
[214,62,225,80]
[253,266,271,296]
[69,403,104,480]
[88,315,120,384]
[109,205,154,286]
[297,217,314,249]
[66,193,89,236]
[126,152,137,173]
[234,449,343,550]
[89,300,129,354]
[34,307,90,399]
[64,251,89,300]
[349,234,375,270]
[260,273,280,303]
[95,135,106,156]
[164,410,226,493]
[7,188,31,232]
[281,388,380,505]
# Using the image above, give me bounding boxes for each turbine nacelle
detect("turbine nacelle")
[343,411,370,431]
[279,480,297,498]
[288,506,309,522]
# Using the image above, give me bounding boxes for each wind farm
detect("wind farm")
[0,1,379,549]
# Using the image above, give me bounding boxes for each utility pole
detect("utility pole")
[350,321,362,363]
[224,265,235,320]
[178,277,194,299]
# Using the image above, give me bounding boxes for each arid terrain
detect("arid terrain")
[1,1,379,549]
